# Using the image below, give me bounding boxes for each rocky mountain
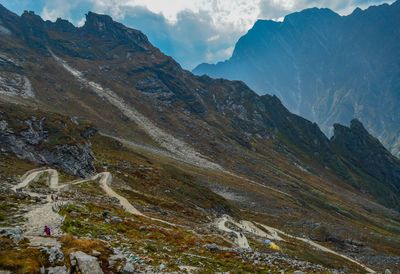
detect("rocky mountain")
[331,119,400,210]
[0,103,97,177]
[194,1,400,159]
[0,4,400,273]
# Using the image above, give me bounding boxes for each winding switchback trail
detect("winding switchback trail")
[15,168,177,228]
[214,215,375,273]
[215,215,250,249]
[13,169,65,247]
[254,222,376,273]
[13,168,59,192]
[50,52,295,201]
[14,169,375,272]
[92,172,144,216]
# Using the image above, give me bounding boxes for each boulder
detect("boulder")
[108,253,125,267]
[47,266,67,274]
[42,246,64,265]
[204,243,219,251]
[122,262,135,273]
[0,227,23,242]
[110,216,123,223]
[70,251,104,274]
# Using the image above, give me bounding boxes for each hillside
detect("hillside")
[194,1,400,159]
[0,4,400,273]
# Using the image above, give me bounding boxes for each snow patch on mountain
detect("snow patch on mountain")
[51,52,222,171]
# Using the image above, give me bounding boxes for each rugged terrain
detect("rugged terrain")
[0,4,400,273]
[194,1,400,159]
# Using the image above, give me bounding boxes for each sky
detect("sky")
[0,0,394,69]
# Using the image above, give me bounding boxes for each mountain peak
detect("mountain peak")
[0,3,12,16]
[284,7,340,24]
[349,119,368,134]
[83,11,115,32]
[52,18,76,32]
[21,10,43,22]
[331,119,400,208]
[0,3,19,33]
[80,11,150,51]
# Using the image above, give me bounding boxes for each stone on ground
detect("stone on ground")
[70,251,104,274]
[47,266,67,274]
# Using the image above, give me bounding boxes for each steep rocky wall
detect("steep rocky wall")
[0,108,96,177]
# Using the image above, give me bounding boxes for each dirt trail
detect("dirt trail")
[92,172,144,216]
[16,169,177,229]
[254,222,375,273]
[13,168,59,191]
[214,215,374,273]
[15,168,375,273]
[23,198,64,241]
[12,170,64,247]
[235,220,284,241]
[215,215,250,249]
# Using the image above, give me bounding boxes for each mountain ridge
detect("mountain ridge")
[194,1,400,159]
[0,3,399,210]
[1,5,400,272]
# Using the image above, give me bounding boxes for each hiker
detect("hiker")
[44,225,51,236]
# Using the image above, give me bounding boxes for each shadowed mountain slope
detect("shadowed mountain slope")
[194,1,400,159]
[1,5,400,271]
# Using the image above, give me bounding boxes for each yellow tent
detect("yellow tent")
[269,242,280,251]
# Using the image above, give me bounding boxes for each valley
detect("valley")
[0,3,399,273]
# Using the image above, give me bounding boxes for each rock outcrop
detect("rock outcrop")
[331,119,400,209]
[0,106,96,177]
[0,3,398,211]
[70,251,104,274]
[0,227,23,242]
[194,1,400,158]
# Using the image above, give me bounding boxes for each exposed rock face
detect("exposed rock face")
[0,3,399,213]
[46,266,67,274]
[70,251,104,274]
[0,53,33,98]
[194,1,400,158]
[0,72,34,98]
[331,119,400,209]
[42,246,64,265]
[0,108,97,177]
[0,227,23,242]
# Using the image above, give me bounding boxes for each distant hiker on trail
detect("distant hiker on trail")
[44,225,51,236]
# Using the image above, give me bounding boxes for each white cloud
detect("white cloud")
[37,0,395,68]
[207,35,220,42]
[259,0,396,19]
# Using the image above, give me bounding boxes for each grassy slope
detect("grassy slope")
[1,94,400,272]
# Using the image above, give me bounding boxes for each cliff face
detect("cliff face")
[1,5,400,272]
[194,1,400,158]
[1,4,399,210]
[0,104,97,177]
[331,119,400,209]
